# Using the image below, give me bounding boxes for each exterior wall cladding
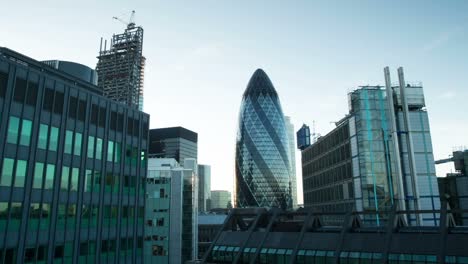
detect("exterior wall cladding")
[0,48,149,263]
[302,68,440,226]
[235,69,292,210]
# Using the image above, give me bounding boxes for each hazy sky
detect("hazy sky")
[2,0,467,204]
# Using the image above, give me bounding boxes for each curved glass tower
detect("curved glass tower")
[235,69,292,210]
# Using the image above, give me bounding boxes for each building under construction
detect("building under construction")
[96,17,145,111]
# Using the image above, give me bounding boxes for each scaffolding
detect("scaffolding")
[96,24,144,110]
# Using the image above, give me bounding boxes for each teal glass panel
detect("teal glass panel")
[7,116,20,144]
[1,158,14,186]
[74,133,82,156]
[85,169,93,192]
[87,136,95,158]
[33,162,44,189]
[10,202,22,230]
[38,124,49,149]
[57,204,66,228]
[67,204,76,229]
[61,166,69,190]
[114,143,121,163]
[49,126,59,151]
[71,168,79,191]
[19,119,32,146]
[45,164,55,189]
[40,203,51,230]
[107,141,114,162]
[14,160,27,187]
[28,203,41,230]
[64,130,73,154]
[0,202,8,230]
[96,138,103,160]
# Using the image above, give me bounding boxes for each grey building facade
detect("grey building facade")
[198,164,211,212]
[149,127,198,164]
[145,158,198,264]
[0,47,149,263]
[210,191,231,209]
[300,67,440,226]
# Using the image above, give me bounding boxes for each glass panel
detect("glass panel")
[0,202,8,230]
[49,126,59,151]
[107,141,114,162]
[19,119,32,146]
[57,205,66,228]
[38,124,49,149]
[45,164,55,189]
[40,203,51,229]
[10,202,22,230]
[114,143,121,163]
[1,158,14,186]
[85,169,93,192]
[7,116,20,144]
[96,138,103,160]
[71,168,79,191]
[33,162,44,189]
[87,136,95,158]
[61,166,69,190]
[64,130,73,154]
[29,203,41,230]
[74,133,82,156]
[14,160,27,187]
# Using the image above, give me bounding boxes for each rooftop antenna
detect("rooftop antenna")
[113,10,136,30]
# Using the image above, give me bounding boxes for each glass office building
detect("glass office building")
[0,47,149,263]
[198,164,211,212]
[148,127,198,165]
[235,69,292,210]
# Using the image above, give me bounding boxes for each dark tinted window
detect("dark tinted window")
[26,81,38,106]
[117,113,124,132]
[78,99,86,122]
[133,119,140,136]
[13,77,27,102]
[98,107,106,127]
[68,96,78,119]
[91,104,98,125]
[127,117,133,136]
[43,88,54,111]
[54,91,64,114]
[110,112,117,130]
[0,71,8,98]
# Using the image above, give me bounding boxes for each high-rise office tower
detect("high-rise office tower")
[145,158,198,263]
[96,23,145,110]
[0,47,149,263]
[210,191,232,209]
[300,67,440,226]
[148,127,198,164]
[284,116,298,208]
[234,69,292,210]
[198,164,211,212]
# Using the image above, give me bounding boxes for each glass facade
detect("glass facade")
[235,69,292,210]
[0,48,149,263]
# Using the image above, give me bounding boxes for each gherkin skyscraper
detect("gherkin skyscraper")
[235,69,292,210]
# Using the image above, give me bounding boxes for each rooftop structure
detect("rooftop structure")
[149,127,198,164]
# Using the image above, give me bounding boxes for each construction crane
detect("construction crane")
[113,10,136,30]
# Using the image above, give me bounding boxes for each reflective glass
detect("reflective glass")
[33,162,44,189]
[96,138,103,160]
[38,124,49,149]
[71,168,79,191]
[64,130,73,154]
[7,116,20,144]
[1,158,14,186]
[85,169,93,192]
[114,143,121,163]
[29,203,41,230]
[14,160,27,187]
[10,202,22,229]
[87,136,95,158]
[107,141,114,162]
[0,202,8,230]
[45,164,55,189]
[49,126,59,151]
[40,203,51,230]
[74,132,82,156]
[19,119,32,146]
[61,166,69,190]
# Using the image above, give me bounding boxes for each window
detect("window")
[0,158,14,186]
[38,124,49,149]
[0,202,8,230]
[0,71,8,98]
[107,141,114,162]
[13,78,27,102]
[87,136,95,158]
[71,168,79,191]
[114,143,121,163]
[96,138,103,160]
[9,202,22,229]
[26,81,38,106]
[19,119,32,146]
[49,126,59,151]
[74,132,82,156]
[43,88,54,111]
[53,91,64,114]
[7,116,20,144]
[64,130,73,154]
[85,170,93,192]
[45,164,55,189]
[61,166,69,190]
[33,162,44,189]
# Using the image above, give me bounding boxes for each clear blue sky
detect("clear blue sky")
[2,0,468,204]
